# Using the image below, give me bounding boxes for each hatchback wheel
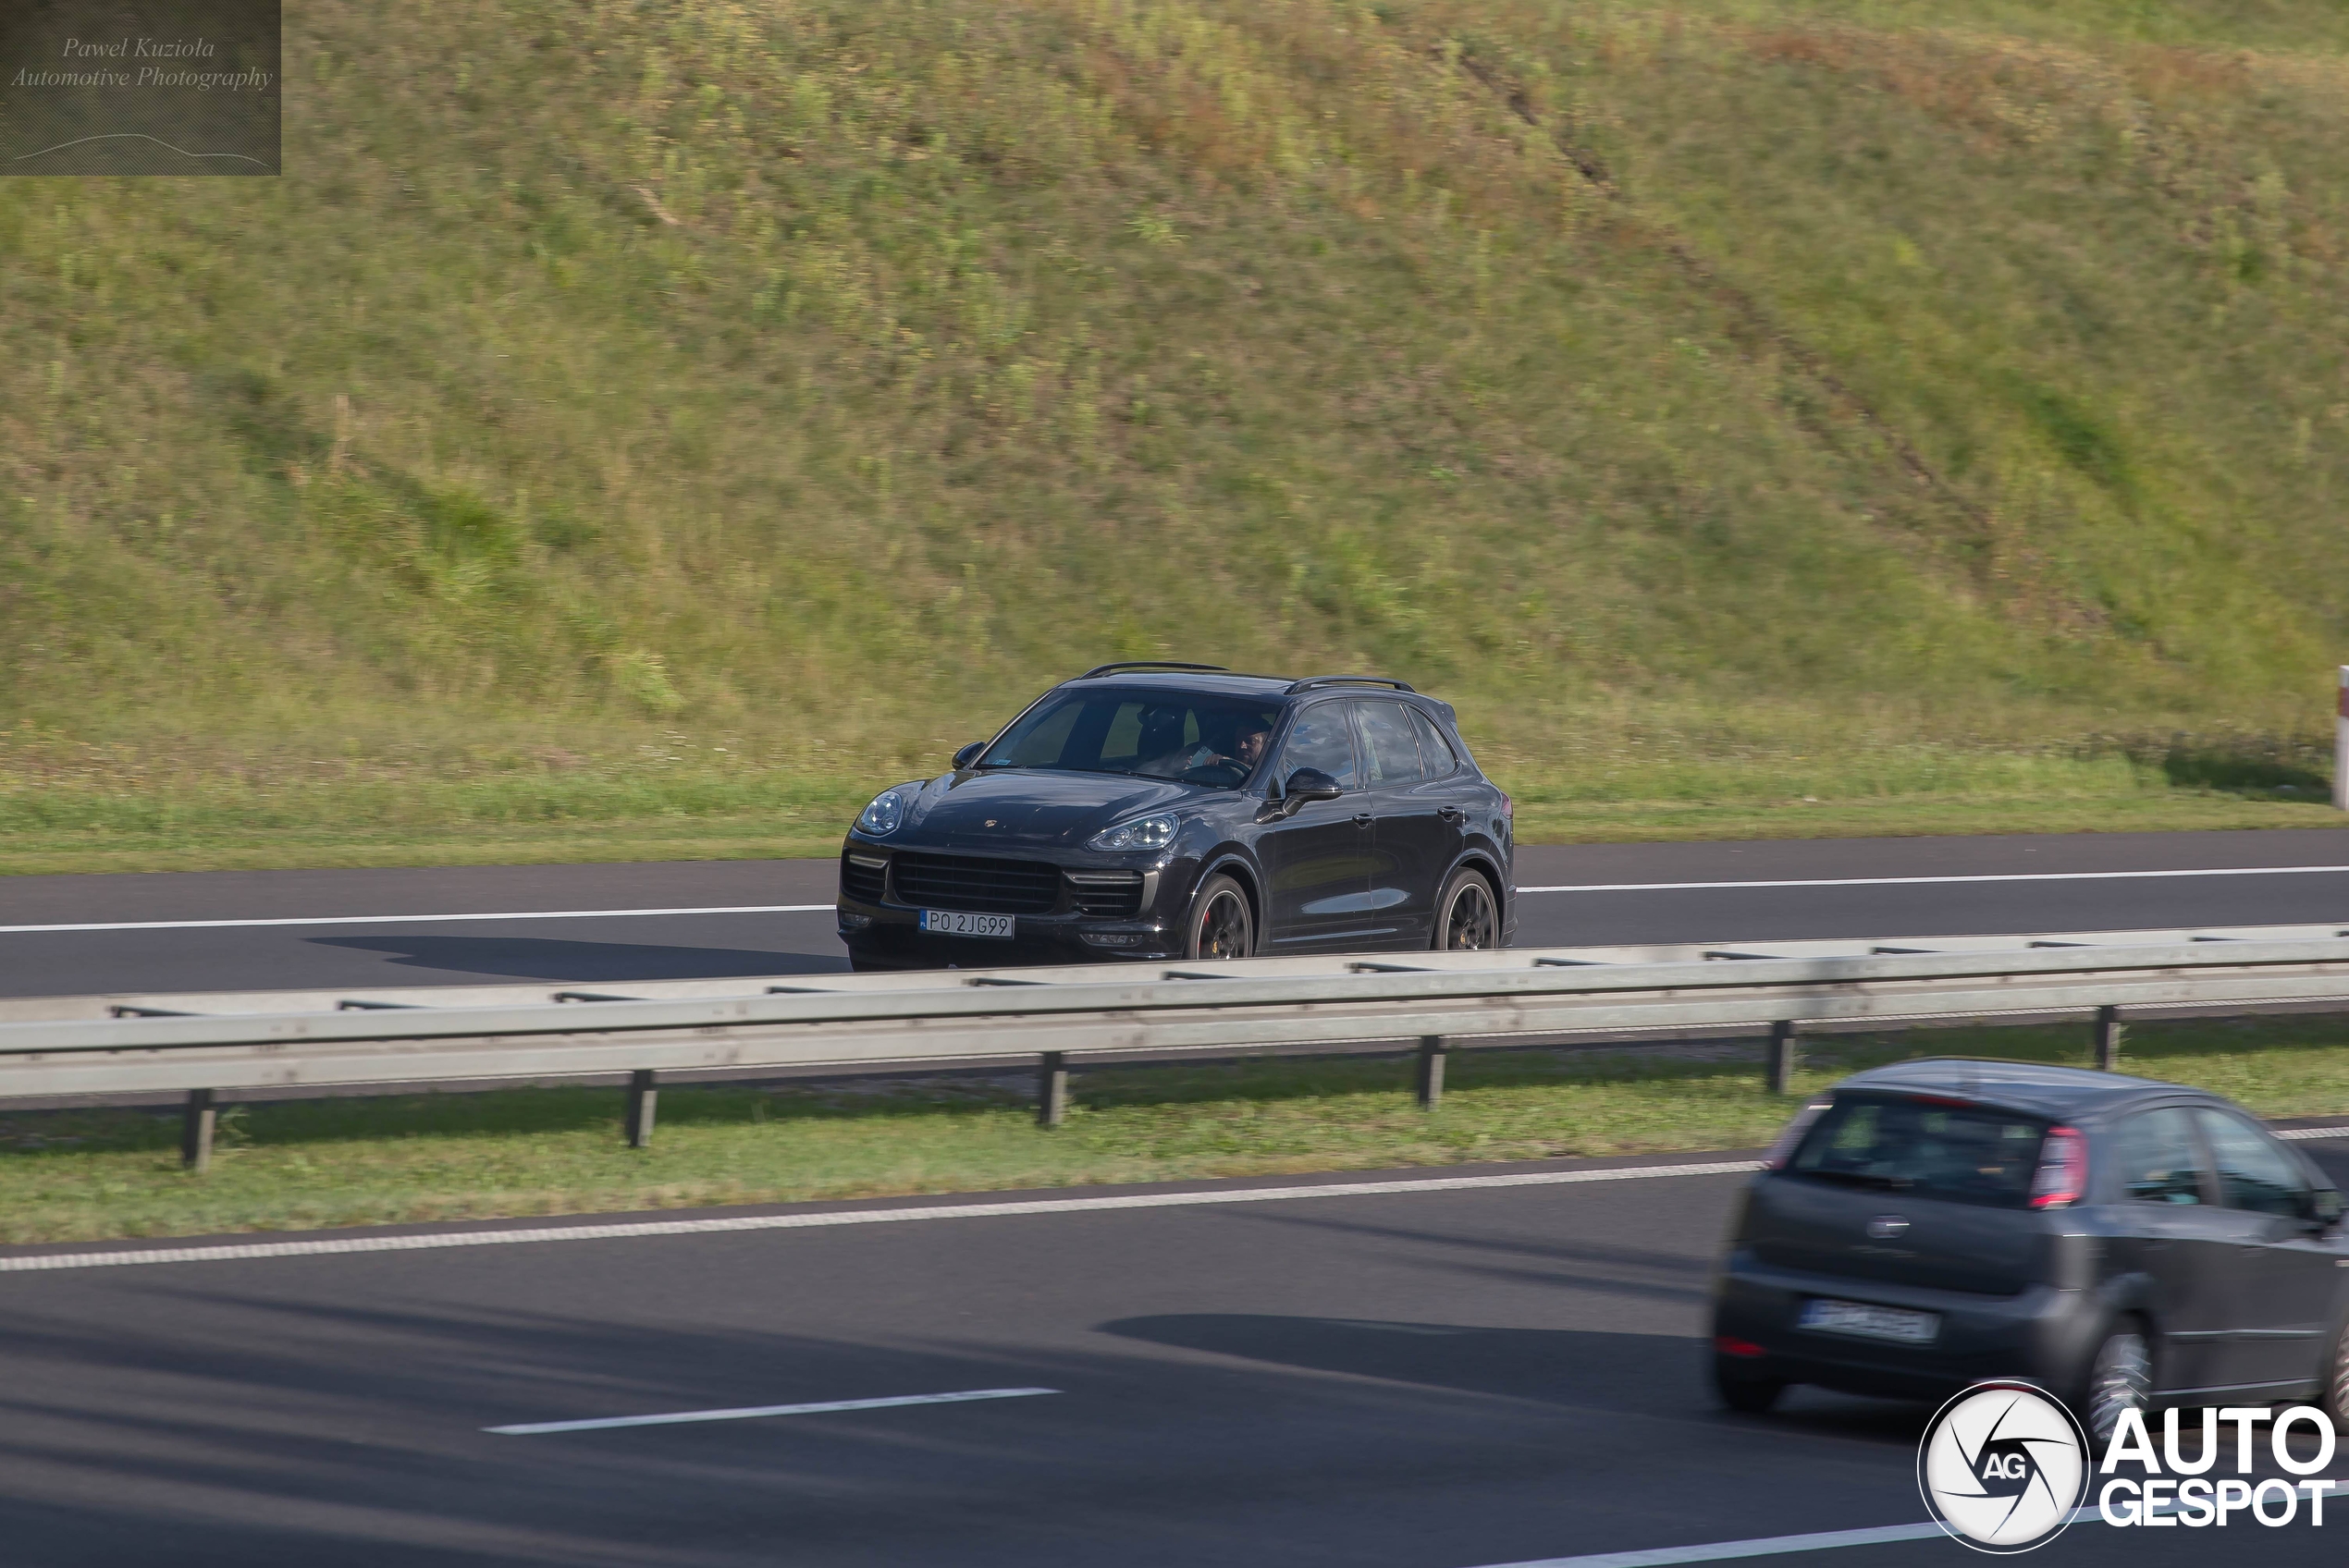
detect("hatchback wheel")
[2323,1319,2349,1432]
[1433,869,1499,951]
[2081,1325,2151,1443]
[1187,875,1255,961]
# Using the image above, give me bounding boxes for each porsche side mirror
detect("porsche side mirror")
[1282,767,1342,815]
[2312,1186,2344,1231]
[952,741,985,770]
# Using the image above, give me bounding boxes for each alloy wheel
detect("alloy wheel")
[1442,879,1497,950]
[1197,889,1251,960]
[2086,1330,2150,1443]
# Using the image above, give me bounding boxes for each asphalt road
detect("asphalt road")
[6,827,2349,998]
[10,1149,2349,1566]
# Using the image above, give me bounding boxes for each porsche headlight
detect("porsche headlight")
[855,788,911,836]
[1088,812,1179,852]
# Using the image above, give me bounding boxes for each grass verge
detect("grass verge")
[1,795,2338,878]
[8,1014,2349,1246]
[7,0,2349,878]
[2,737,2338,876]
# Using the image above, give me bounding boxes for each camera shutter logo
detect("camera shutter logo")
[1916,1381,2088,1552]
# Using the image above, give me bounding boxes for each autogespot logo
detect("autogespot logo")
[1917,1382,2089,1553]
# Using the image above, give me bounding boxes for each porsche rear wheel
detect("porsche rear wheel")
[1434,869,1499,951]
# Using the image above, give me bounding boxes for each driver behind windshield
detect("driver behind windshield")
[982,692,1278,787]
[1137,711,1272,780]
[1226,716,1270,773]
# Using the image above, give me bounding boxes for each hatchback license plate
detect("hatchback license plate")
[1800,1299,1938,1345]
[919,910,1015,939]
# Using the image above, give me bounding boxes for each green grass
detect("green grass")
[0,714,2337,876]
[8,1014,2349,1245]
[5,0,2348,872]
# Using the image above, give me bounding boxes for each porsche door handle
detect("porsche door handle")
[1352,814,1374,828]
[1436,807,1467,823]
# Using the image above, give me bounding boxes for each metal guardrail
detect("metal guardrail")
[6,922,2349,1169]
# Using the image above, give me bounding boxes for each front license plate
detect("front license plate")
[919,910,1015,939]
[1800,1298,1939,1345]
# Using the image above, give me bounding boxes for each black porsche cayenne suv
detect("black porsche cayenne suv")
[835,664,1515,969]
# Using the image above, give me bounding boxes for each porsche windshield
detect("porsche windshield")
[979,690,1282,789]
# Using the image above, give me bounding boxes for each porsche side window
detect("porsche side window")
[1356,701,1425,786]
[1408,708,1458,778]
[1279,705,1359,790]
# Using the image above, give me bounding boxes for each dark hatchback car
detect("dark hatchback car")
[1711,1060,2349,1439]
[835,663,1514,969]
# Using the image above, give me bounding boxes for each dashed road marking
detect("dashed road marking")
[486,1386,1058,1436]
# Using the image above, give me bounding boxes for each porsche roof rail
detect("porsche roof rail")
[1076,661,1232,680]
[1284,674,1417,695]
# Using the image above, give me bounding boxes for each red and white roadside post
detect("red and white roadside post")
[2338,666,2349,812]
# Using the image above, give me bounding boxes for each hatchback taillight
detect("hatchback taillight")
[1762,1099,1833,1171]
[2030,1126,2088,1209]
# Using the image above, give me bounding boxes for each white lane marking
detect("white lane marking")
[9,862,2347,934]
[0,1159,1759,1273]
[0,904,832,936]
[1519,864,2349,894]
[1487,1487,2349,1568]
[1463,1507,2107,1567]
[486,1386,1057,1436]
[2277,1127,2349,1140]
[1463,1520,1947,1567]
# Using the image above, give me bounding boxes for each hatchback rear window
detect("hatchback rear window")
[1787,1096,2052,1209]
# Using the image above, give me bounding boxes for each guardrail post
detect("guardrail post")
[1416,1035,1448,1109]
[625,1070,658,1147]
[1037,1052,1069,1128]
[181,1088,216,1172]
[2095,1006,2125,1072]
[2335,666,2348,813]
[1766,1022,1799,1096]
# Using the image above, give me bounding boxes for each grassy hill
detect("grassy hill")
[6,0,2348,870]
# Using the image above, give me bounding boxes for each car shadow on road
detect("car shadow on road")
[1230,1207,1716,1305]
[0,1286,1927,1566]
[306,934,850,982]
[1101,1313,1928,1446]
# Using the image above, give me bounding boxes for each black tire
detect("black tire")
[1433,868,1500,951]
[1186,874,1255,962]
[2075,1320,2153,1445]
[2321,1318,2349,1433]
[1713,1358,1785,1415]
